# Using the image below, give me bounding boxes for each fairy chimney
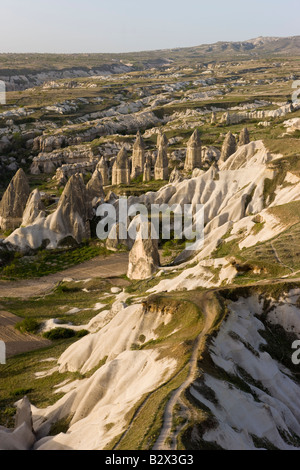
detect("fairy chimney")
[220,132,237,163]
[0,168,30,231]
[112,146,130,185]
[131,131,145,179]
[86,167,105,203]
[154,132,169,181]
[96,157,109,186]
[184,129,202,171]
[143,155,152,182]
[239,128,250,146]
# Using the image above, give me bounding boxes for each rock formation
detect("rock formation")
[106,222,134,252]
[239,127,250,146]
[0,396,35,450]
[143,156,152,182]
[86,168,105,203]
[112,146,130,185]
[169,167,183,184]
[154,132,169,181]
[127,223,160,280]
[22,189,45,226]
[131,131,145,178]
[97,157,109,186]
[157,131,169,148]
[211,112,217,124]
[0,169,30,231]
[47,173,91,244]
[220,132,237,163]
[184,129,202,171]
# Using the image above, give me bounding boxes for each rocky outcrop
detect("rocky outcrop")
[86,168,105,203]
[106,222,134,252]
[54,160,98,186]
[32,135,66,153]
[22,189,45,227]
[169,168,183,184]
[47,174,92,244]
[220,132,237,163]
[0,396,35,450]
[97,157,109,186]
[127,224,160,280]
[112,146,130,185]
[131,131,145,178]
[31,145,94,175]
[143,156,152,182]
[184,129,202,171]
[154,132,169,181]
[0,169,30,231]
[239,128,250,146]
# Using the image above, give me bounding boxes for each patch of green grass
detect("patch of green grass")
[0,278,117,327]
[15,318,40,334]
[0,241,111,280]
[0,339,84,428]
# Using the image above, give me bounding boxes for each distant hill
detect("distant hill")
[0,36,299,90]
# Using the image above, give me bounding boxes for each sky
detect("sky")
[0,0,299,53]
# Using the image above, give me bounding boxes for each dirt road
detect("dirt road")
[0,310,51,358]
[0,252,129,299]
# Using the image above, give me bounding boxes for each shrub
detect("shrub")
[43,328,76,340]
[15,318,40,334]
[43,328,89,340]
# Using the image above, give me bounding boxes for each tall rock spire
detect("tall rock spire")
[184,129,202,171]
[220,132,237,163]
[239,128,250,146]
[0,168,30,231]
[112,146,130,185]
[154,132,169,181]
[96,157,109,186]
[131,131,145,179]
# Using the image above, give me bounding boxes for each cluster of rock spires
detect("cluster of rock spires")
[27,128,251,188]
[0,127,252,282]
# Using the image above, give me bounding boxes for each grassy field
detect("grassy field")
[0,241,111,280]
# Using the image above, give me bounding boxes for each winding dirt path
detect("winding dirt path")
[0,252,129,299]
[153,292,217,450]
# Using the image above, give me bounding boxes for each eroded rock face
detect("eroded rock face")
[154,133,169,181]
[143,156,152,182]
[0,396,35,450]
[220,132,237,163]
[184,129,202,171]
[169,168,183,184]
[112,146,130,185]
[47,173,92,244]
[22,189,45,227]
[239,128,250,146]
[86,168,105,203]
[131,131,145,178]
[106,222,134,252]
[97,157,109,186]
[0,169,30,231]
[127,224,160,280]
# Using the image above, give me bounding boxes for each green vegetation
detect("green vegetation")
[15,318,40,334]
[0,241,110,280]
[43,328,89,341]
